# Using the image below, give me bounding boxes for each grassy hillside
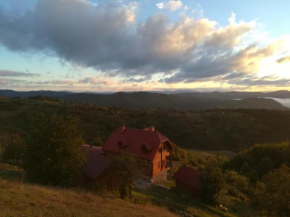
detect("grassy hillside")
[0,179,178,217]
[1,97,290,151]
[0,159,257,217]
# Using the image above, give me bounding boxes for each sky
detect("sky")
[0,0,290,92]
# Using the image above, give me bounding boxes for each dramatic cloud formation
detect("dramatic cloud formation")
[0,0,289,91]
[0,70,40,77]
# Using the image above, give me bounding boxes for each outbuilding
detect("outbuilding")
[173,165,201,196]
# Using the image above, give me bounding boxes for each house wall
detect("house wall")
[152,142,171,176]
[81,171,120,191]
[152,170,167,183]
[175,180,201,197]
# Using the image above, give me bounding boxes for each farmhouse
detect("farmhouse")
[173,165,201,196]
[82,126,174,188]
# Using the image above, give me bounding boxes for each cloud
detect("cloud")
[222,72,246,80]
[228,76,290,87]
[0,0,286,87]
[34,80,74,86]
[78,77,112,86]
[277,56,290,64]
[156,3,164,9]
[157,1,183,11]
[0,70,40,77]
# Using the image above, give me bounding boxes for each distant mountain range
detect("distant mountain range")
[1,89,290,110]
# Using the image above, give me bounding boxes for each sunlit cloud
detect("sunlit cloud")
[277,56,290,64]
[156,0,183,11]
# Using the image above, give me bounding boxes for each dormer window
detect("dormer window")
[118,141,125,149]
[142,146,148,153]
[118,138,129,149]
[141,141,152,153]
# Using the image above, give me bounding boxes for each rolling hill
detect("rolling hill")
[0,90,289,110]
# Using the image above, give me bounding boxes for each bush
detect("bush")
[227,187,247,201]
[2,134,25,164]
[224,170,249,193]
[199,159,224,203]
[24,114,87,186]
[253,165,290,217]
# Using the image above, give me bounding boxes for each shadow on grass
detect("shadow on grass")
[0,163,24,181]
[133,185,233,217]
[227,199,259,217]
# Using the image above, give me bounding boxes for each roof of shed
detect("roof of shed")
[173,165,200,190]
[82,145,108,180]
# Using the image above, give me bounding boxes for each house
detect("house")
[82,126,174,186]
[102,126,174,183]
[173,165,201,196]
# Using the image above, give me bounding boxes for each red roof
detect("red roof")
[82,145,108,180]
[173,166,200,190]
[102,127,173,161]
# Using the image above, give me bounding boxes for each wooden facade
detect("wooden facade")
[152,141,172,177]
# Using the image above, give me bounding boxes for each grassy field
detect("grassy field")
[132,184,258,217]
[0,164,177,217]
[0,163,258,217]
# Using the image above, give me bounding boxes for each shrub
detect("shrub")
[224,170,249,193]
[227,187,247,201]
[199,159,224,203]
[2,134,25,164]
[253,165,290,217]
[24,114,86,186]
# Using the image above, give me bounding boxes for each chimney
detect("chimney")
[90,143,93,149]
[121,125,126,134]
[149,125,155,131]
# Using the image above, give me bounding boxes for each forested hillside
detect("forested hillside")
[1,97,290,151]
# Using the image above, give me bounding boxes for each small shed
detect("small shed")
[82,145,119,190]
[173,165,201,196]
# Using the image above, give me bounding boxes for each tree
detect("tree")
[224,170,249,193]
[24,114,87,186]
[199,159,224,203]
[108,151,148,199]
[253,164,290,217]
[92,137,102,146]
[257,157,274,177]
[0,142,3,161]
[2,134,25,164]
